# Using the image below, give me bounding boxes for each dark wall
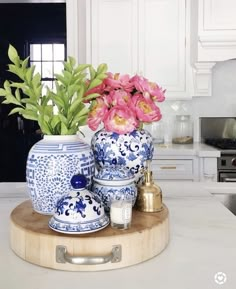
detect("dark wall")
[0,3,66,181]
[0,3,66,82]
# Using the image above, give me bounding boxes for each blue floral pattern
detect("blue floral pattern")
[26,136,95,215]
[91,129,153,183]
[48,189,109,234]
[92,182,137,212]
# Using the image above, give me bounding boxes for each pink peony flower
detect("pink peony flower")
[110,90,131,106]
[146,82,166,102]
[87,98,108,131]
[130,94,162,122]
[130,74,149,93]
[86,71,165,134]
[104,73,133,92]
[103,105,138,134]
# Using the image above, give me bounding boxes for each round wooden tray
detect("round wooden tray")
[10,200,169,271]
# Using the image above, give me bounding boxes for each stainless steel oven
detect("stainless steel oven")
[218,153,236,182]
[200,117,236,182]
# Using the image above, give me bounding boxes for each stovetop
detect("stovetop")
[205,138,236,150]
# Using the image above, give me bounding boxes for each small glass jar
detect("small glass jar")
[172,115,193,144]
[148,121,165,144]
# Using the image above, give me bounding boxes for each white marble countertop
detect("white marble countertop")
[153,142,221,157]
[0,182,236,289]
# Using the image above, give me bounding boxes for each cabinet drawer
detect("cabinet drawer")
[152,159,193,180]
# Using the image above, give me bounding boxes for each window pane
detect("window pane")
[30,44,41,61]
[42,62,53,78]
[53,44,65,61]
[42,81,53,95]
[54,61,64,74]
[42,44,52,61]
[31,61,41,75]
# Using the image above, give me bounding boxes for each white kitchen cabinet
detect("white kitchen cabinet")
[198,0,236,62]
[84,0,193,99]
[89,0,138,75]
[199,157,218,182]
[152,143,219,182]
[190,0,236,96]
[152,156,199,181]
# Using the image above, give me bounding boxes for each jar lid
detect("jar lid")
[176,115,191,120]
[94,166,135,183]
[48,174,109,234]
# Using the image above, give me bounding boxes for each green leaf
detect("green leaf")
[0,88,7,96]
[68,97,84,116]
[54,74,67,86]
[62,70,72,83]
[58,113,68,125]
[43,105,53,117]
[77,84,85,101]
[21,110,38,121]
[74,64,90,74]
[67,84,80,98]
[26,66,35,83]
[74,73,87,84]
[26,103,38,111]
[67,126,78,135]
[8,64,22,78]
[83,93,100,101]
[22,57,30,70]
[32,73,41,88]
[96,73,108,80]
[60,122,69,135]
[97,63,108,75]
[49,92,65,108]
[21,98,38,106]
[8,107,24,115]
[4,80,11,92]
[89,66,96,79]
[38,116,52,135]
[9,82,26,89]
[87,78,102,90]
[76,115,87,126]
[68,56,76,68]
[8,44,19,65]
[50,115,60,129]
[70,108,89,127]
[15,88,21,101]
[3,95,22,106]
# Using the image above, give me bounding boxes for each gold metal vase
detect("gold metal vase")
[135,167,163,212]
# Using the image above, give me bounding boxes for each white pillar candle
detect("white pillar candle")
[110,200,132,229]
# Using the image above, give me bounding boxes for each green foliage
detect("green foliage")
[0,44,108,135]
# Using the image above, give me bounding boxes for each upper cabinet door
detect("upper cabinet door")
[86,0,192,99]
[201,0,236,31]
[197,0,236,61]
[89,0,138,75]
[138,0,189,98]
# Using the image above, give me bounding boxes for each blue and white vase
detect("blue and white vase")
[26,135,95,215]
[91,129,154,183]
[92,166,137,212]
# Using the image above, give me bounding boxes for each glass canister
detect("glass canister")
[172,115,193,144]
[147,121,165,144]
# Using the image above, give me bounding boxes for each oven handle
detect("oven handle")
[222,177,236,182]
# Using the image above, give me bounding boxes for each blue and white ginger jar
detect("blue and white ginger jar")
[91,129,154,183]
[26,135,95,215]
[48,174,109,234]
[92,166,137,212]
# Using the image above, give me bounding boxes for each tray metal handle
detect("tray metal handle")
[56,245,122,265]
